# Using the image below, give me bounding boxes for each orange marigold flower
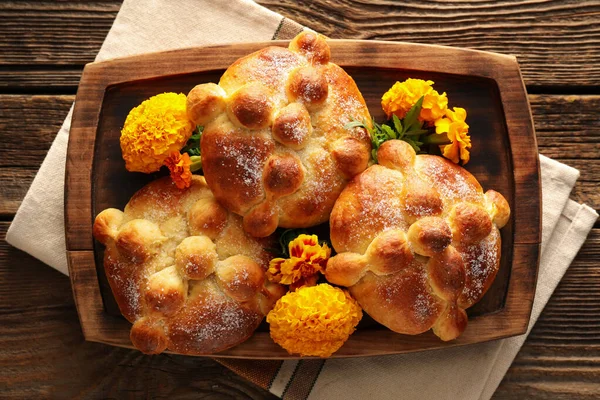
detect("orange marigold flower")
[266,284,363,357]
[120,92,194,173]
[164,152,192,189]
[267,234,330,290]
[434,107,471,165]
[381,78,448,123]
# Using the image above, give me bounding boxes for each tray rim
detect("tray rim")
[65,39,541,359]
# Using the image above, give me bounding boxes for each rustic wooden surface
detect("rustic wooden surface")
[0,0,598,398]
[66,40,538,356]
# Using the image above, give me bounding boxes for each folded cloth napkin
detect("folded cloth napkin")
[6,1,598,399]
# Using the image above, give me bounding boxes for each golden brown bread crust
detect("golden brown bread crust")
[93,176,285,355]
[188,31,372,237]
[326,140,510,341]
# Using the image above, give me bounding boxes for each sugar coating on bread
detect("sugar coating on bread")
[326,140,510,341]
[93,176,285,355]
[187,31,372,237]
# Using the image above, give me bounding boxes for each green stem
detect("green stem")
[422,133,451,145]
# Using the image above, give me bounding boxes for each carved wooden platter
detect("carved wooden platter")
[66,40,540,358]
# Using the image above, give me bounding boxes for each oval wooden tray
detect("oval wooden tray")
[65,39,540,359]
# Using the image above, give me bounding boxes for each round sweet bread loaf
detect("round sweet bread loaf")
[325,140,510,341]
[187,31,372,237]
[93,176,285,355]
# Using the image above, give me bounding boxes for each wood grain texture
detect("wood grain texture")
[2,224,599,399]
[1,1,599,88]
[0,224,275,400]
[258,0,600,87]
[0,168,35,217]
[0,95,73,167]
[0,0,598,398]
[0,68,85,91]
[0,1,120,65]
[533,95,600,160]
[496,231,600,400]
[0,72,597,397]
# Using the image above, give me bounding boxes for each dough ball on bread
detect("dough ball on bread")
[326,140,510,341]
[187,31,372,237]
[93,176,284,355]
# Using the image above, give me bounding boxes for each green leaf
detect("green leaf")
[402,96,424,134]
[372,148,378,162]
[422,132,452,145]
[182,125,204,157]
[370,121,388,149]
[403,136,422,153]
[372,120,382,133]
[392,114,403,133]
[187,147,201,156]
[381,124,396,140]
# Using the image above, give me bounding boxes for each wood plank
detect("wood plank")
[1,0,598,397]
[532,95,600,160]
[0,95,73,167]
[0,68,84,91]
[0,1,120,65]
[531,94,600,212]
[0,168,35,218]
[2,223,598,398]
[259,0,600,88]
[0,1,599,88]
[0,222,276,399]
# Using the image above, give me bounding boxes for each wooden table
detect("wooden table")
[1,1,598,398]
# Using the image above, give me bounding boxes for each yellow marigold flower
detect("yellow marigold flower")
[164,152,192,189]
[120,93,194,173]
[267,284,362,357]
[381,78,448,123]
[267,234,330,290]
[435,107,472,165]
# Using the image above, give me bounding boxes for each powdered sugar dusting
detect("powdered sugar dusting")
[105,250,144,320]
[302,147,338,207]
[218,138,263,188]
[413,292,433,324]
[168,281,260,352]
[126,182,184,223]
[460,228,500,305]
[99,172,275,354]
[342,168,409,253]
[221,48,301,104]
[404,202,435,219]
[281,115,306,142]
[215,215,267,265]
[254,49,301,98]
[375,265,439,325]
[418,158,482,205]
[189,304,252,343]
[228,266,250,288]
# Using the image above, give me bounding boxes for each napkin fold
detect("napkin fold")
[6,1,598,399]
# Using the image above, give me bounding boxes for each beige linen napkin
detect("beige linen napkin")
[6,1,598,399]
